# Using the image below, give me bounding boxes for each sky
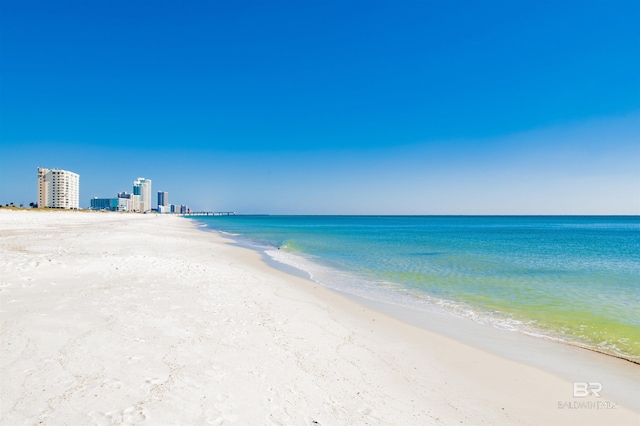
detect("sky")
[1,0,639,214]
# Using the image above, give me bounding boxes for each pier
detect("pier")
[183,211,236,216]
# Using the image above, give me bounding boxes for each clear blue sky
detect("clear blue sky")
[1,0,638,214]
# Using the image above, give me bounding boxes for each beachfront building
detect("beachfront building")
[37,168,80,209]
[133,178,152,212]
[90,198,118,211]
[157,203,190,214]
[158,191,168,208]
[89,197,131,212]
[117,192,139,212]
[169,204,192,214]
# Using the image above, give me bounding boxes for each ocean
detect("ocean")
[190,215,640,363]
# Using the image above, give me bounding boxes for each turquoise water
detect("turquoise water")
[191,215,640,362]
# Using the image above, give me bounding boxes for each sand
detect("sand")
[0,209,638,425]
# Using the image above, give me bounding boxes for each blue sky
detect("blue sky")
[1,0,638,214]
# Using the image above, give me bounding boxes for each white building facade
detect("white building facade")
[117,192,140,212]
[37,168,80,209]
[133,178,152,212]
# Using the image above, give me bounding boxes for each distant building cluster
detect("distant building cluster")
[35,168,191,213]
[90,177,191,213]
[90,177,153,212]
[37,168,80,209]
[156,191,191,214]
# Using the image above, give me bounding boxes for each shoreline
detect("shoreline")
[191,214,640,367]
[192,219,640,419]
[200,219,640,366]
[1,210,638,424]
[200,223,640,406]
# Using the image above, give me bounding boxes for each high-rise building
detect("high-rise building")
[37,168,80,209]
[117,191,139,212]
[158,191,168,207]
[133,177,152,212]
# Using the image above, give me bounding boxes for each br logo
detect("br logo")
[573,382,602,397]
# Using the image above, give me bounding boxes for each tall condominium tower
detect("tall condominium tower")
[158,191,168,207]
[37,168,80,209]
[133,177,152,212]
[117,191,141,212]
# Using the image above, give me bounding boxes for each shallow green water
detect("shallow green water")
[192,216,640,361]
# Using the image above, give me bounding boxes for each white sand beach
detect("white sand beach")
[1,210,638,425]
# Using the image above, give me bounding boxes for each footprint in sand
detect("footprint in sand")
[88,409,125,426]
[144,376,163,385]
[204,394,236,425]
[88,410,112,426]
[125,355,142,364]
[204,409,227,426]
[101,378,122,389]
[357,406,381,422]
[122,405,147,424]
